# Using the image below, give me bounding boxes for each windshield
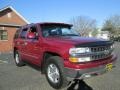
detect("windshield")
[41,25,79,37]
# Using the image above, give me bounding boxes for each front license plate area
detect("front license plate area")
[106,63,113,71]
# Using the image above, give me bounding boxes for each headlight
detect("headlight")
[69,47,90,55]
[69,47,91,63]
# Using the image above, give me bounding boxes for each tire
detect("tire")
[45,56,69,89]
[14,51,25,67]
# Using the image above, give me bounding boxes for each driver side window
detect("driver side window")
[28,26,38,39]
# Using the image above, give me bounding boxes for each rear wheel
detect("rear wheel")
[45,56,69,89]
[14,51,25,67]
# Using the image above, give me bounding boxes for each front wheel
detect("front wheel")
[45,56,69,89]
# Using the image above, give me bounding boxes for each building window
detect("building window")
[0,30,8,40]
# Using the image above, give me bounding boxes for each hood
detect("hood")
[45,36,108,46]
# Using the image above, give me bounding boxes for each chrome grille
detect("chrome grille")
[90,45,113,60]
[90,46,111,52]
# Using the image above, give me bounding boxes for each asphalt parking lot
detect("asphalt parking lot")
[0,42,120,90]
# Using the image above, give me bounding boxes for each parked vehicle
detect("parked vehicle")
[13,22,117,89]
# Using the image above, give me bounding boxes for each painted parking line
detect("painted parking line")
[0,60,8,64]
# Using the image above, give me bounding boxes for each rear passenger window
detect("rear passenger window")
[20,28,28,39]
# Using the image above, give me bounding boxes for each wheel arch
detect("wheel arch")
[41,51,63,74]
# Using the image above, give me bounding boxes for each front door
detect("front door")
[25,25,42,65]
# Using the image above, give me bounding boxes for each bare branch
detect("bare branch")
[70,16,97,36]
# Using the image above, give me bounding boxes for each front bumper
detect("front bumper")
[64,56,116,80]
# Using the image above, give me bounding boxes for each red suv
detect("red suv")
[13,22,117,89]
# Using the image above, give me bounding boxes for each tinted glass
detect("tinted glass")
[20,28,28,39]
[41,25,79,37]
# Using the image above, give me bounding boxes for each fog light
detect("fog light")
[69,57,91,63]
[78,57,91,62]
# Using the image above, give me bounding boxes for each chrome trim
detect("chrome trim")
[70,45,114,61]
[71,49,113,56]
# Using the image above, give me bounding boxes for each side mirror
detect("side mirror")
[27,32,36,39]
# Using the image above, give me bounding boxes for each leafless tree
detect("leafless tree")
[70,16,97,36]
[102,15,120,36]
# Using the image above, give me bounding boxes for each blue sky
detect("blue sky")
[0,0,120,26]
